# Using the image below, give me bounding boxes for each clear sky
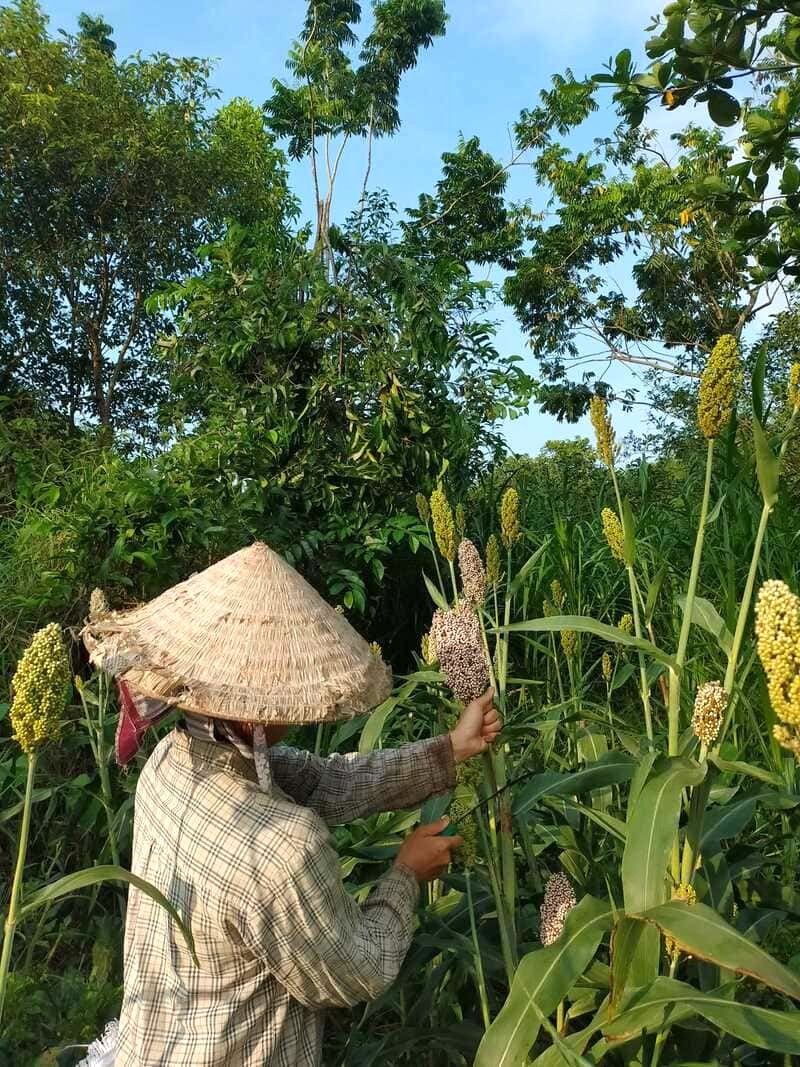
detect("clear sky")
[42,0,686,455]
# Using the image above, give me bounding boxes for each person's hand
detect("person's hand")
[449,688,501,763]
[395,818,463,883]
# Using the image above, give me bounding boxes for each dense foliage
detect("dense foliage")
[2,1,800,1064]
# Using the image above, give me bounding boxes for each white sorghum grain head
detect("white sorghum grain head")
[691,681,727,746]
[458,539,486,605]
[430,600,489,703]
[540,872,576,946]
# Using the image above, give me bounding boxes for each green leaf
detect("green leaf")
[676,594,733,656]
[509,538,550,596]
[359,681,416,753]
[636,902,800,999]
[781,162,800,196]
[423,571,448,610]
[475,896,614,1067]
[531,999,610,1067]
[502,616,677,670]
[709,754,782,786]
[513,752,636,817]
[20,864,197,965]
[644,564,668,625]
[752,342,767,423]
[752,416,780,508]
[603,977,800,1052]
[610,916,651,1014]
[707,90,740,126]
[623,758,706,914]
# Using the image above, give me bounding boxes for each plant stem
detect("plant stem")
[465,870,491,1031]
[475,806,516,986]
[424,519,446,599]
[668,439,715,756]
[0,752,37,1028]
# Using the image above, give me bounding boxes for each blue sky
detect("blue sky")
[43,0,681,455]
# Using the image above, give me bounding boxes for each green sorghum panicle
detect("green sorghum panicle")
[500,487,521,549]
[485,535,501,586]
[601,507,625,564]
[550,579,566,611]
[10,623,71,754]
[602,651,613,684]
[789,362,800,413]
[416,492,430,523]
[589,395,616,469]
[561,629,578,658]
[697,334,740,439]
[455,502,466,542]
[618,613,633,635]
[430,486,456,562]
[756,579,800,759]
[421,631,436,665]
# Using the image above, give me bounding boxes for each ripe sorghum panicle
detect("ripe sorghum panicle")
[601,507,625,564]
[89,587,110,621]
[590,395,616,469]
[500,487,521,549]
[539,872,577,946]
[756,579,800,759]
[691,681,727,746]
[697,334,740,440]
[430,486,456,562]
[10,623,71,754]
[431,600,489,703]
[416,492,430,523]
[485,534,501,587]
[458,539,486,606]
[602,651,613,684]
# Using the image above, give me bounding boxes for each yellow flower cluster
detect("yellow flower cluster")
[691,681,727,746]
[10,623,71,754]
[666,882,697,961]
[589,395,616,469]
[421,631,436,665]
[430,486,456,562]
[500,487,521,549]
[755,579,800,759]
[416,492,430,523]
[602,651,613,684]
[485,535,501,587]
[369,642,382,657]
[697,334,740,440]
[561,629,578,659]
[601,507,625,564]
[618,613,633,635]
[789,362,800,413]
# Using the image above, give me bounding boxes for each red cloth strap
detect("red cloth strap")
[115,679,171,766]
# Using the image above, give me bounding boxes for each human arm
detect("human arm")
[245,819,461,1009]
[267,689,500,824]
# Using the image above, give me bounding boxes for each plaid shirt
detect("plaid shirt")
[116,727,455,1067]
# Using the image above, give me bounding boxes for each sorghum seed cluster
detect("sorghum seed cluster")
[697,334,740,440]
[458,539,487,605]
[10,623,71,754]
[539,872,577,946]
[431,600,489,703]
[691,681,727,746]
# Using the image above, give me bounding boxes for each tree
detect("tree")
[0,1,292,438]
[265,0,447,267]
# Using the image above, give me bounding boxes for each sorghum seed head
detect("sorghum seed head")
[416,492,430,523]
[601,507,625,564]
[666,883,698,960]
[540,872,576,946]
[789,363,800,413]
[618,613,633,636]
[602,651,613,684]
[431,600,489,703]
[370,641,382,657]
[458,539,487,605]
[455,503,466,542]
[543,599,554,618]
[551,579,566,612]
[448,787,479,868]
[500,487,521,549]
[561,629,578,659]
[89,587,110,621]
[697,334,740,439]
[691,681,727,746]
[755,579,800,758]
[589,395,616,469]
[10,623,71,754]
[430,486,457,562]
[485,535,501,586]
[421,631,436,665]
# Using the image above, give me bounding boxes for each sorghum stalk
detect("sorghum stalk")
[668,439,715,755]
[465,870,491,1030]
[77,673,120,868]
[474,805,516,985]
[0,753,37,1026]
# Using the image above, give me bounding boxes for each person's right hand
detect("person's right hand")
[395,818,463,882]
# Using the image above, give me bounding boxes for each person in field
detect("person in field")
[81,543,500,1067]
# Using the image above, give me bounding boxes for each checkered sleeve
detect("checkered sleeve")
[267,734,455,823]
[245,836,420,1010]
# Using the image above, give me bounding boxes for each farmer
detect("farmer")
[82,543,500,1067]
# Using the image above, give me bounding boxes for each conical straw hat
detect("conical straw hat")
[82,543,392,723]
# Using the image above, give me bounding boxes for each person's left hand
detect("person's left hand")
[449,688,502,763]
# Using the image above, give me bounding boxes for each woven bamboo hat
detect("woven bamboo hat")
[82,543,392,724]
